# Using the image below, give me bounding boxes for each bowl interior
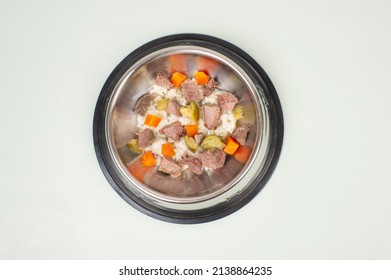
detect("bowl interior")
[106,46,262,203]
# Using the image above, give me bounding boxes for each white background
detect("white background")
[1,0,390,259]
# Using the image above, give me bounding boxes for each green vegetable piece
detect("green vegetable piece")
[233,105,244,120]
[200,134,226,150]
[184,136,198,153]
[180,101,199,123]
[156,98,169,111]
[127,139,141,153]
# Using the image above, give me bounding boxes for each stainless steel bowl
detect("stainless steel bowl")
[93,34,283,223]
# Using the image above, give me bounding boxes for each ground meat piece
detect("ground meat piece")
[159,157,182,177]
[201,105,221,130]
[194,133,205,144]
[231,123,251,145]
[137,128,154,150]
[199,148,226,169]
[217,92,238,112]
[179,156,203,175]
[155,71,173,89]
[159,121,185,141]
[166,99,180,116]
[203,78,217,96]
[135,94,153,116]
[181,78,203,102]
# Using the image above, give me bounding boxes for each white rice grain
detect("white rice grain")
[150,85,167,95]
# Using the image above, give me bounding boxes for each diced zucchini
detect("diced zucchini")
[156,98,169,111]
[180,101,199,123]
[200,134,226,150]
[127,139,141,153]
[233,105,244,120]
[184,136,198,153]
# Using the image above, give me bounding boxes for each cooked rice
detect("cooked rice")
[137,83,237,160]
